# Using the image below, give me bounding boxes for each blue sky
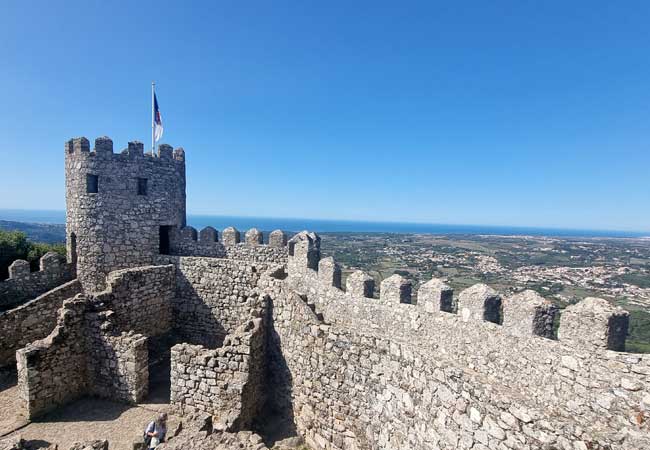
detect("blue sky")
[0,1,649,232]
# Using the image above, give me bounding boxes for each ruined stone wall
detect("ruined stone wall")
[0,279,81,367]
[85,326,149,403]
[170,318,265,430]
[260,234,650,450]
[158,256,267,348]
[0,252,75,310]
[65,137,186,292]
[92,264,175,337]
[16,296,88,419]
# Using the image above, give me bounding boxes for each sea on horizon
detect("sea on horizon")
[0,208,647,239]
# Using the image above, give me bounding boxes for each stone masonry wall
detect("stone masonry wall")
[65,137,186,292]
[14,265,174,418]
[92,264,175,337]
[0,279,81,367]
[16,296,88,419]
[85,326,149,403]
[170,226,288,265]
[0,252,75,310]
[158,256,266,348]
[170,317,265,431]
[262,235,650,450]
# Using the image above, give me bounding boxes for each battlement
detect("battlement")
[176,225,288,247]
[287,231,633,353]
[64,136,185,164]
[171,226,289,265]
[64,135,186,292]
[0,252,76,310]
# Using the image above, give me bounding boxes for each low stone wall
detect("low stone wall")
[0,279,81,367]
[158,256,266,347]
[16,296,88,418]
[86,328,149,403]
[264,235,650,450]
[0,252,75,310]
[170,318,265,430]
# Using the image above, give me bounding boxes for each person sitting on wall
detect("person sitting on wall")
[144,413,167,448]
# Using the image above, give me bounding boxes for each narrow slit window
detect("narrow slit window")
[86,174,98,193]
[137,178,148,196]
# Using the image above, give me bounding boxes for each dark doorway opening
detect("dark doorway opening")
[159,226,171,255]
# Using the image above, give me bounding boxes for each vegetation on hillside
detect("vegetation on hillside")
[0,229,66,280]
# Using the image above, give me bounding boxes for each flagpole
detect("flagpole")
[151,81,155,157]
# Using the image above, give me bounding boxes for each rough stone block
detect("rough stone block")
[268,230,287,247]
[417,278,454,312]
[181,226,198,241]
[318,257,341,289]
[9,259,30,279]
[94,136,113,157]
[380,274,412,303]
[288,231,320,272]
[73,137,90,153]
[127,141,144,157]
[199,226,218,242]
[40,251,63,273]
[222,227,241,246]
[158,144,173,159]
[346,271,375,299]
[558,297,629,351]
[458,284,502,324]
[245,228,263,246]
[503,290,558,339]
[173,147,185,162]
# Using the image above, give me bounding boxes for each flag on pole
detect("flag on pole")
[153,93,163,142]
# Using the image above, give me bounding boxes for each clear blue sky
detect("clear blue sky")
[1,1,649,232]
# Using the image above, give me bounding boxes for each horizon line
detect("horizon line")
[1,207,648,236]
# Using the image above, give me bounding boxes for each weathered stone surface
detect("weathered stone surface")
[346,270,375,298]
[417,278,454,313]
[65,137,186,292]
[4,138,647,450]
[503,290,558,338]
[0,252,75,310]
[379,274,412,304]
[558,297,629,351]
[0,279,82,367]
[458,283,502,324]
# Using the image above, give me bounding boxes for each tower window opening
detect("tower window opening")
[137,178,148,196]
[86,174,99,193]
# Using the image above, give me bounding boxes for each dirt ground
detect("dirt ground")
[0,363,178,450]
[3,396,179,450]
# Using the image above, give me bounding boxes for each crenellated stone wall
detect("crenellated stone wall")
[259,232,650,450]
[170,226,289,265]
[0,279,82,367]
[0,252,75,310]
[65,137,186,292]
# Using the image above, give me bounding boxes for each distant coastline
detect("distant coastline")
[1,208,648,239]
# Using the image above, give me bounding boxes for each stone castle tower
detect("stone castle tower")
[64,136,186,291]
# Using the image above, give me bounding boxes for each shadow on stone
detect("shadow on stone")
[256,297,299,447]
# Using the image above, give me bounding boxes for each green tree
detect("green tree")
[0,230,31,279]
